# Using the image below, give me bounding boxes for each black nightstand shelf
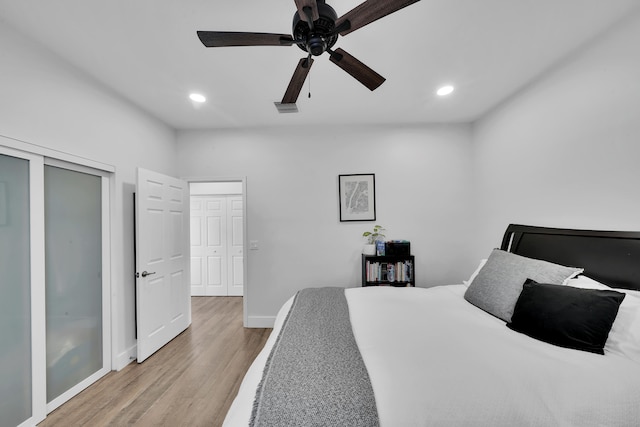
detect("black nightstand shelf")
[362,254,415,287]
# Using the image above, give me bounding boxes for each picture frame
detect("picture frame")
[338,173,376,222]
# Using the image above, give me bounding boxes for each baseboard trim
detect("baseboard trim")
[113,344,137,371]
[246,315,275,328]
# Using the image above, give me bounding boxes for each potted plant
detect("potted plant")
[362,225,385,255]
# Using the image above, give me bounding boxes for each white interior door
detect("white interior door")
[44,161,111,413]
[204,197,226,295]
[0,147,46,427]
[190,196,227,296]
[189,197,206,296]
[227,196,244,296]
[190,194,244,296]
[136,168,190,363]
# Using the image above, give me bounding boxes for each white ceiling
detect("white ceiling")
[1,0,638,130]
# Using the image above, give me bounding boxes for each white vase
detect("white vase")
[363,244,376,255]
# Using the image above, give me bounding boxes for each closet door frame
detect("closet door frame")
[184,176,248,324]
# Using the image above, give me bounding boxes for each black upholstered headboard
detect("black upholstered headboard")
[500,224,640,291]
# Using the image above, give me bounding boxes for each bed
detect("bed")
[224,224,640,426]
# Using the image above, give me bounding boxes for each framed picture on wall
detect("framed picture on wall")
[338,173,376,222]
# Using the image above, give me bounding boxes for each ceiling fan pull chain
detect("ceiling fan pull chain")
[307,52,312,98]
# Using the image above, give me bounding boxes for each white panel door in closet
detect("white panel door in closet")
[227,196,244,296]
[190,197,226,296]
[189,197,206,295]
[190,195,244,296]
[136,168,191,363]
[206,198,227,295]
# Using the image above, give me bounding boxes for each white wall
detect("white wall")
[177,124,474,325]
[0,23,178,369]
[471,13,640,259]
[190,181,243,195]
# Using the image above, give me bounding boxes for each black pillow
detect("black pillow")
[507,279,625,354]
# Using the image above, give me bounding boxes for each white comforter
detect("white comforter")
[224,285,640,426]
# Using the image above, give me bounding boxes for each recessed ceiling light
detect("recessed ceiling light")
[189,93,206,103]
[436,85,455,96]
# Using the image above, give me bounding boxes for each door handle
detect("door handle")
[138,271,156,278]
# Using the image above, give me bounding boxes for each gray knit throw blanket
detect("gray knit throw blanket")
[250,287,379,427]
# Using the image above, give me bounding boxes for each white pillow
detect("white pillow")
[565,275,610,290]
[463,259,487,287]
[566,276,640,363]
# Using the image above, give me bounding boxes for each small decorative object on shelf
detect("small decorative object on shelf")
[362,225,386,255]
[385,240,410,256]
[362,254,415,287]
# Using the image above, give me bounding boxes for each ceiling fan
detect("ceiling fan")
[197,0,421,113]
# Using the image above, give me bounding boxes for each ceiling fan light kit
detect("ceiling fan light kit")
[196,0,422,113]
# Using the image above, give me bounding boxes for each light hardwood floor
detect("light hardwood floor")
[38,297,271,427]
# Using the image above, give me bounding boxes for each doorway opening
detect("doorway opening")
[189,180,245,297]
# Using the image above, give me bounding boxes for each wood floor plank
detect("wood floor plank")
[38,297,271,427]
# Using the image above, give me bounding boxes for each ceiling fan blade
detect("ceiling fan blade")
[294,0,320,27]
[281,57,314,104]
[336,0,421,36]
[328,48,385,91]
[197,31,296,47]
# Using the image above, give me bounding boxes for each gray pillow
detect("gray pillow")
[464,249,583,322]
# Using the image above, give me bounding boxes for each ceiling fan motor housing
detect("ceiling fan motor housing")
[293,0,339,56]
